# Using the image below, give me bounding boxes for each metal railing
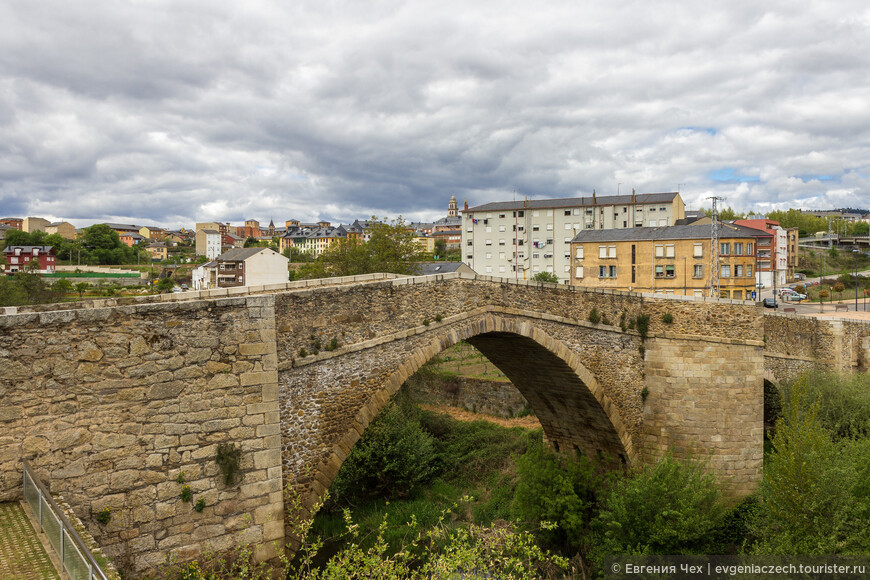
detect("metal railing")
[22,459,109,580]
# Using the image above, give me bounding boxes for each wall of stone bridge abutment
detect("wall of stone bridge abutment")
[763,313,870,383]
[0,296,285,577]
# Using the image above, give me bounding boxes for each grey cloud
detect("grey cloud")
[1,1,869,228]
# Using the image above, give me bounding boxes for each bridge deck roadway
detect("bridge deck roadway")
[0,502,60,580]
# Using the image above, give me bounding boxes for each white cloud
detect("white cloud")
[1,0,869,228]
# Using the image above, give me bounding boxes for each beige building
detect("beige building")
[45,221,77,239]
[191,247,288,290]
[146,243,168,261]
[22,217,50,233]
[786,228,800,281]
[195,229,223,259]
[462,192,685,282]
[570,224,759,300]
[139,226,166,241]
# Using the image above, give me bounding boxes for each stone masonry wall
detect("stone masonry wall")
[0,295,284,577]
[763,313,870,383]
[641,337,765,497]
[404,374,529,418]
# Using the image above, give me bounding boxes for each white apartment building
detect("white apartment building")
[461,192,685,282]
[195,229,223,260]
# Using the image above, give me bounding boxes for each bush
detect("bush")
[788,371,870,439]
[511,437,601,552]
[587,307,600,324]
[591,453,725,559]
[330,398,437,503]
[751,376,870,554]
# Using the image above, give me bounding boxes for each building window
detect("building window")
[665,244,675,258]
[721,265,731,278]
[532,225,540,231]
[485,252,492,259]
[575,246,584,259]
[665,265,675,277]
[747,243,753,254]
[533,253,539,259]
[720,243,730,255]
[546,238,553,245]
[693,243,703,258]
[650,207,656,212]
[747,264,753,276]
[734,242,743,255]
[486,226,492,233]
[735,265,744,277]
[499,214,505,218]
[499,266,506,273]
[564,264,570,272]
[565,223,572,230]
[565,210,571,216]
[485,239,492,245]
[599,265,607,277]
[610,265,617,277]
[655,244,664,258]
[467,240,473,246]
[693,264,703,278]
[575,266,584,278]
[499,225,505,232]
[486,266,493,273]
[660,207,667,211]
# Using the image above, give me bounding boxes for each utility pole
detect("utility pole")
[708,196,724,298]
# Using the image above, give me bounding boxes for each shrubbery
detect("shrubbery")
[750,376,870,554]
[329,397,436,503]
[511,438,600,553]
[591,453,725,558]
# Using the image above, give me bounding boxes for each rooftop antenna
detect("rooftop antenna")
[708,196,725,298]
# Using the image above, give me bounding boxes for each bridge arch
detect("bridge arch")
[301,314,634,510]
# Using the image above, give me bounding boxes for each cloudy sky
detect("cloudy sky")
[2,1,869,229]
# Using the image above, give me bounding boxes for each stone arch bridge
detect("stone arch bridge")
[4,272,866,575]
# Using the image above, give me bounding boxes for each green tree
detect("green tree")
[74,282,89,298]
[157,277,176,293]
[308,217,427,279]
[243,236,260,248]
[834,282,845,299]
[853,222,869,236]
[329,399,436,503]
[751,377,870,554]
[592,454,725,558]
[511,438,599,553]
[53,279,73,297]
[433,239,447,258]
[531,271,559,283]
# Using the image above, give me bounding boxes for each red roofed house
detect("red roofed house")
[3,246,57,274]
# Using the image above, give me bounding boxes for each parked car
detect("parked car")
[794,273,806,280]
[762,298,778,309]
[756,282,765,288]
[782,292,806,301]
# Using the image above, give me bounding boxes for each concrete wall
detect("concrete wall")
[0,295,284,576]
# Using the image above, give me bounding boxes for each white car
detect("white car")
[781,291,807,301]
